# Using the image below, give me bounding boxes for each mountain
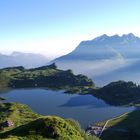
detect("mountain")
[0,52,49,68]
[55,33,140,61]
[54,33,140,86]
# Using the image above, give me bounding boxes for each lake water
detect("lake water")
[0,89,135,129]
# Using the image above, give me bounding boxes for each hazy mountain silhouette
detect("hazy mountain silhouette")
[55,33,140,61]
[54,33,140,86]
[0,52,49,68]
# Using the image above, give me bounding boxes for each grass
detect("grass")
[0,102,99,140]
[0,102,41,132]
[96,110,140,140]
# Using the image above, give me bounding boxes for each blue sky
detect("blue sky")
[0,0,140,58]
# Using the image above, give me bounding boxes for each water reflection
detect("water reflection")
[60,95,109,108]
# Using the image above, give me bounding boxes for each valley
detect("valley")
[0,63,139,140]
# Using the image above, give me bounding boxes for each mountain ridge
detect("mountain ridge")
[54,33,140,86]
[55,33,140,61]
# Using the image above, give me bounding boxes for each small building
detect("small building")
[0,120,14,131]
[3,120,14,127]
[86,125,102,137]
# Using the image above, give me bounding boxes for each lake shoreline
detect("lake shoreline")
[0,88,135,129]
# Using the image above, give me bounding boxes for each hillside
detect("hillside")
[0,63,95,92]
[94,81,140,106]
[96,110,140,140]
[0,102,40,129]
[0,102,99,140]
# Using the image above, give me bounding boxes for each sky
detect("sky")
[0,0,140,59]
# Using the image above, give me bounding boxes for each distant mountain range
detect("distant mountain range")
[54,33,140,86]
[0,52,49,68]
[55,33,140,61]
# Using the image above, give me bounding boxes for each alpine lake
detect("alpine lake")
[0,88,135,129]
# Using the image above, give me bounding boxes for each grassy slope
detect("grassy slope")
[97,110,140,140]
[0,102,41,131]
[0,102,99,140]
